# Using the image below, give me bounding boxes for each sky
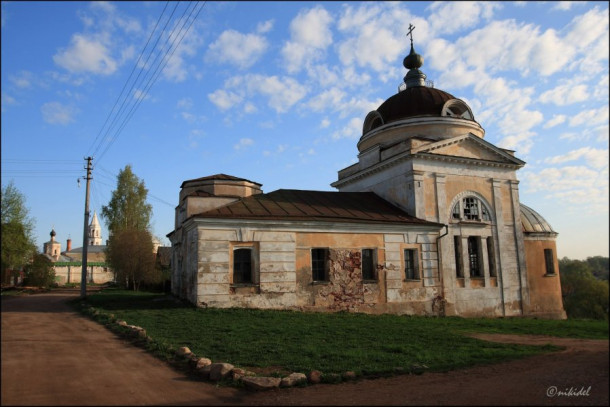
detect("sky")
[1,1,608,260]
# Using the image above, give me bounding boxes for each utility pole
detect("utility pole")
[80,157,93,299]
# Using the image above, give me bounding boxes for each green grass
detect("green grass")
[75,289,608,378]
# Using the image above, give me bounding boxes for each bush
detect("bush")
[23,254,55,288]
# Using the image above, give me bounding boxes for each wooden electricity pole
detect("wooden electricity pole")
[80,156,93,299]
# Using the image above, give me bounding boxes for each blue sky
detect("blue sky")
[1,1,608,260]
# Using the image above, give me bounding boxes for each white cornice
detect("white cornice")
[184,217,443,234]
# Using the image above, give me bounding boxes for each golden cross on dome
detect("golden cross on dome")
[406,23,415,46]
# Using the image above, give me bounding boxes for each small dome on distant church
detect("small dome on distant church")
[50,229,56,238]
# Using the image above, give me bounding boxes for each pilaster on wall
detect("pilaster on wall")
[434,174,447,224]
[405,170,425,219]
[491,179,506,317]
[510,180,530,314]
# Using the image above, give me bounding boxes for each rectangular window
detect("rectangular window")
[468,236,482,277]
[486,237,496,277]
[454,236,463,277]
[404,249,419,280]
[312,248,329,281]
[361,249,376,281]
[544,249,555,275]
[233,248,252,284]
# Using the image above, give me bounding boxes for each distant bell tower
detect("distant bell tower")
[88,211,102,246]
[43,229,61,260]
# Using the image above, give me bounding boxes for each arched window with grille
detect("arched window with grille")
[451,196,491,222]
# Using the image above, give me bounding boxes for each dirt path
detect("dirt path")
[2,292,608,406]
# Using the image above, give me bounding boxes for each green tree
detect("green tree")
[106,229,158,291]
[559,257,609,320]
[101,166,156,290]
[101,165,152,234]
[586,256,609,280]
[24,253,55,287]
[1,182,36,285]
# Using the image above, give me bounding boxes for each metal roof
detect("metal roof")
[180,173,262,188]
[193,189,442,227]
[520,203,557,234]
[376,86,457,123]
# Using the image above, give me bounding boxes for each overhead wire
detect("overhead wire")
[87,0,171,156]
[87,1,175,159]
[96,1,205,163]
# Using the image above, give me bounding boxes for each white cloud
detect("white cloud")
[539,83,589,106]
[208,89,243,111]
[522,165,609,214]
[53,34,117,75]
[307,87,346,112]
[552,2,577,11]
[456,19,575,77]
[1,92,17,112]
[427,1,501,35]
[41,102,77,125]
[569,106,610,127]
[10,71,33,88]
[234,138,254,150]
[320,118,330,128]
[281,6,333,73]
[544,115,566,129]
[244,102,257,114]
[559,132,585,142]
[177,98,193,109]
[207,29,268,69]
[331,117,362,140]
[545,147,609,169]
[337,4,409,72]
[216,74,308,114]
[256,19,274,34]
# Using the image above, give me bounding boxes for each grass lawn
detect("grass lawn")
[76,289,609,378]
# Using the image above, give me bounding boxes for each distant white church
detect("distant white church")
[43,212,114,284]
[168,31,566,319]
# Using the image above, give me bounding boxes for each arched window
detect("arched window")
[451,196,491,222]
[441,99,474,120]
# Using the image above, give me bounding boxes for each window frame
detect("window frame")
[403,248,420,281]
[454,236,463,278]
[230,242,259,286]
[467,236,483,278]
[451,196,491,222]
[544,248,556,276]
[486,237,496,277]
[361,248,377,282]
[311,248,329,282]
[233,247,253,284]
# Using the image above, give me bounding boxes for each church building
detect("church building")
[43,211,114,284]
[168,32,565,319]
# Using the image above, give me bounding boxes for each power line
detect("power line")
[87,1,172,159]
[91,1,206,164]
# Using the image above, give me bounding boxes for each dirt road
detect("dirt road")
[2,291,608,406]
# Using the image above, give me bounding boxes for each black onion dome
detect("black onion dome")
[376,86,455,124]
